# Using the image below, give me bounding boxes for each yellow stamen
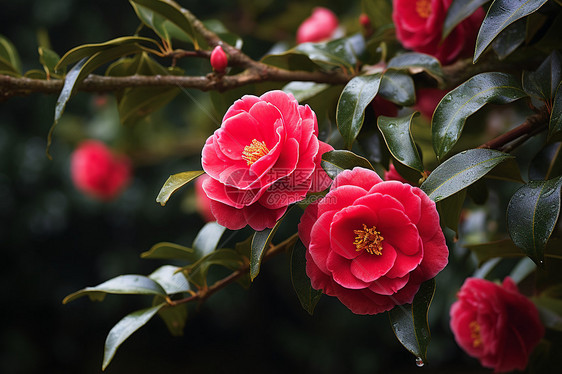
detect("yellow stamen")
[469,320,482,348]
[353,224,384,255]
[415,0,431,18]
[242,139,270,165]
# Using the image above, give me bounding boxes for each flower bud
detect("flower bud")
[359,13,370,28]
[210,45,228,73]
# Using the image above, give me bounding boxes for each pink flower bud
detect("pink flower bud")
[210,46,228,73]
[70,140,131,201]
[296,7,339,44]
[359,13,371,28]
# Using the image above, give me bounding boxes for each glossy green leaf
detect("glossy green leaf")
[148,265,190,294]
[155,299,187,336]
[130,0,198,48]
[156,170,204,206]
[421,149,512,202]
[261,51,321,72]
[0,34,22,75]
[290,239,322,315]
[63,275,167,304]
[522,51,562,101]
[379,70,415,106]
[55,36,160,70]
[141,242,196,261]
[186,248,245,287]
[437,189,466,236]
[250,219,284,281]
[492,18,526,60]
[443,0,490,39]
[387,52,443,83]
[47,57,87,159]
[295,35,363,72]
[549,82,562,141]
[361,0,393,30]
[321,150,375,180]
[431,72,527,160]
[107,53,183,126]
[509,257,537,284]
[389,278,436,363]
[103,304,164,370]
[378,113,424,173]
[485,157,524,183]
[529,142,562,180]
[192,221,227,259]
[474,0,549,62]
[336,74,381,149]
[38,46,61,77]
[199,19,243,50]
[467,237,562,265]
[282,81,330,102]
[507,177,562,266]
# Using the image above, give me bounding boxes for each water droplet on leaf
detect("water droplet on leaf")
[415,357,424,367]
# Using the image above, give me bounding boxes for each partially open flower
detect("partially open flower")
[201,90,333,230]
[392,0,484,65]
[298,167,448,314]
[296,7,339,44]
[450,277,544,373]
[210,45,228,73]
[70,140,131,201]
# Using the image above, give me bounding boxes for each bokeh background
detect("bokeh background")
[0,1,503,373]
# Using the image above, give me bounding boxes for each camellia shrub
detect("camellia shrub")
[2,0,562,371]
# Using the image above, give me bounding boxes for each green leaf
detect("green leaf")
[250,219,284,281]
[63,275,167,304]
[431,72,527,160]
[485,157,524,183]
[387,52,444,83]
[148,265,190,294]
[522,51,562,101]
[107,53,183,126]
[129,0,198,48]
[199,19,243,50]
[466,237,562,265]
[192,221,227,259]
[0,34,22,75]
[492,18,526,60]
[55,36,160,71]
[282,81,330,102]
[474,0,549,63]
[103,304,164,370]
[141,242,196,261]
[437,189,466,236]
[156,170,204,206]
[377,113,424,173]
[361,0,393,30]
[47,57,88,159]
[443,0,490,39]
[507,177,562,266]
[186,248,245,287]
[295,35,363,72]
[549,82,562,141]
[261,51,321,72]
[39,46,61,77]
[290,239,322,315]
[321,150,375,180]
[336,74,382,149]
[389,278,436,363]
[420,149,513,202]
[379,70,415,106]
[156,300,188,336]
[529,142,562,180]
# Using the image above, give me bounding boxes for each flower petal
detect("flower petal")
[330,204,377,260]
[326,252,369,289]
[332,167,383,191]
[349,241,397,282]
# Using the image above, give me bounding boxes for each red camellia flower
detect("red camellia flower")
[392,0,485,65]
[201,90,334,231]
[70,140,131,201]
[450,277,544,373]
[384,162,408,184]
[296,7,339,44]
[195,174,215,222]
[415,88,448,119]
[298,167,448,314]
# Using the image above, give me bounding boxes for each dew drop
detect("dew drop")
[415,357,424,367]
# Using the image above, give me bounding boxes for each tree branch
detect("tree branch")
[167,233,299,307]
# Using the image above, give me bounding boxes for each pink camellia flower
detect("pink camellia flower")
[415,88,448,119]
[296,7,339,44]
[450,277,544,373]
[201,90,334,231]
[70,140,131,201]
[392,0,485,65]
[298,167,448,314]
[195,174,215,222]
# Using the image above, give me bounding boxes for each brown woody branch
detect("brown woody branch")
[167,233,299,307]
